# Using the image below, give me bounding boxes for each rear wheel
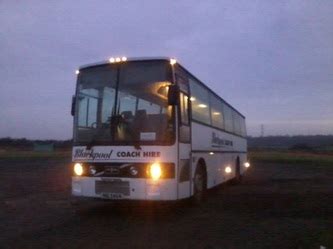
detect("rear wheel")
[193,165,207,204]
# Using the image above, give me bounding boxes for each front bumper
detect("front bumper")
[72,176,178,201]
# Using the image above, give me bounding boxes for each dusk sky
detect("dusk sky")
[1,1,332,139]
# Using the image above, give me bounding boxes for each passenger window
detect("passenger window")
[240,117,247,136]
[224,104,233,133]
[233,112,241,135]
[210,95,224,129]
[190,78,211,125]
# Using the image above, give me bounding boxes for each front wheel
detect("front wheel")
[192,166,207,204]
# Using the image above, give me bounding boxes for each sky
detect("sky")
[0,0,332,139]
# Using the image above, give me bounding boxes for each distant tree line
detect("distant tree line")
[248,135,333,151]
[1,135,332,151]
[0,137,72,150]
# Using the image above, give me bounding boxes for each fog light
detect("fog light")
[130,166,138,176]
[89,165,96,175]
[225,166,232,174]
[74,163,83,176]
[149,162,162,180]
[244,162,250,168]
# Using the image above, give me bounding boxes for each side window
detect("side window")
[210,95,224,129]
[233,112,241,136]
[180,92,189,125]
[240,117,247,137]
[223,104,233,133]
[190,78,211,125]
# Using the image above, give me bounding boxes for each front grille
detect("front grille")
[104,166,120,175]
[95,180,130,196]
[75,162,175,179]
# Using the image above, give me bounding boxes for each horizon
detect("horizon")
[1,1,332,139]
[1,134,333,141]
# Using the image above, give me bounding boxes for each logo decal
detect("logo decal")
[211,132,233,147]
[74,149,113,160]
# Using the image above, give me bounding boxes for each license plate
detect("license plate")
[95,180,130,196]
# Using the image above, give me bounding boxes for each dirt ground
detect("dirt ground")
[0,157,332,249]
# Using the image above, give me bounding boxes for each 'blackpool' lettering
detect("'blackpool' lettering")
[74,149,113,160]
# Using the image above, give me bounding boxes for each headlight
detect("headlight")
[225,166,232,174]
[74,163,83,176]
[149,162,162,180]
[244,162,250,168]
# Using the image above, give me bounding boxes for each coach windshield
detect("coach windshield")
[73,60,174,146]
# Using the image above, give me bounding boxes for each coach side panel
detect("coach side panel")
[191,122,247,189]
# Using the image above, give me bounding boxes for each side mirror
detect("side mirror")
[168,84,180,106]
[71,95,76,116]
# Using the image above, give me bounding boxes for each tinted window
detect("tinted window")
[240,117,247,136]
[190,78,211,125]
[210,95,224,129]
[224,104,233,133]
[233,112,242,136]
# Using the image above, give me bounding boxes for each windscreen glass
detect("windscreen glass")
[74,61,174,145]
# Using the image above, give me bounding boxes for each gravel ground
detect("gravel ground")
[0,158,332,249]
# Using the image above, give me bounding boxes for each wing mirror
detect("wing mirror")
[168,84,180,106]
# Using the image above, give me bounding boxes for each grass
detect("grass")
[249,150,333,166]
[0,150,71,160]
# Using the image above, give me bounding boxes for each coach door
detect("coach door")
[176,74,192,199]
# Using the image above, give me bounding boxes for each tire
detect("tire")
[192,165,207,204]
